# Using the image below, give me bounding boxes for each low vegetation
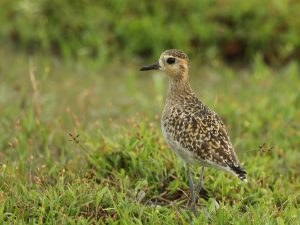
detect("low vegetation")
[0,49,299,224]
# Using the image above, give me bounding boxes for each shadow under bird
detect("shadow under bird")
[140,49,247,216]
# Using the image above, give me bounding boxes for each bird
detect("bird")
[140,49,247,215]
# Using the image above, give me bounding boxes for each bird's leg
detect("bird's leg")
[184,164,194,203]
[186,168,194,197]
[194,166,205,204]
[184,164,197,216]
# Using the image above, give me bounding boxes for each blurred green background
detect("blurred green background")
[0,0,299,224]
[1,0,300,64]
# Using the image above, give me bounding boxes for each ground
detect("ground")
[0,50,299,224]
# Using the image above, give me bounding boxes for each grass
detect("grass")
[0,49,299,224]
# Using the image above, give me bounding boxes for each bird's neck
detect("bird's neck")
[166,75,195,103]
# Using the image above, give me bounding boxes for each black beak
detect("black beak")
[140,63,160,71]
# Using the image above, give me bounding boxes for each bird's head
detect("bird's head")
[140,49,190,81]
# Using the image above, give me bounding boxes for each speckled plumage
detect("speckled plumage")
[141,49,247,181]
[140,49,247,215]
[162,80,246,180]
[164,49,189,61]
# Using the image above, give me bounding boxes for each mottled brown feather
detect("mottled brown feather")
[161,60,246,181]
[164,49,189,62]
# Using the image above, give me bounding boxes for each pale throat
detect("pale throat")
[168,68,189,87]
[166,69,193,101]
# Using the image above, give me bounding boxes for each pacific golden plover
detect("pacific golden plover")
[140,49,247,215]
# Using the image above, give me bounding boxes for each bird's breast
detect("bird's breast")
[161,115,197,164]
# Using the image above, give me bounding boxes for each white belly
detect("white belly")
[161,124,196,164]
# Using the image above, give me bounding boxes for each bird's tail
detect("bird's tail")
[230,165,247,182]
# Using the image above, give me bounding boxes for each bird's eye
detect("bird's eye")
[166,57,176,64]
